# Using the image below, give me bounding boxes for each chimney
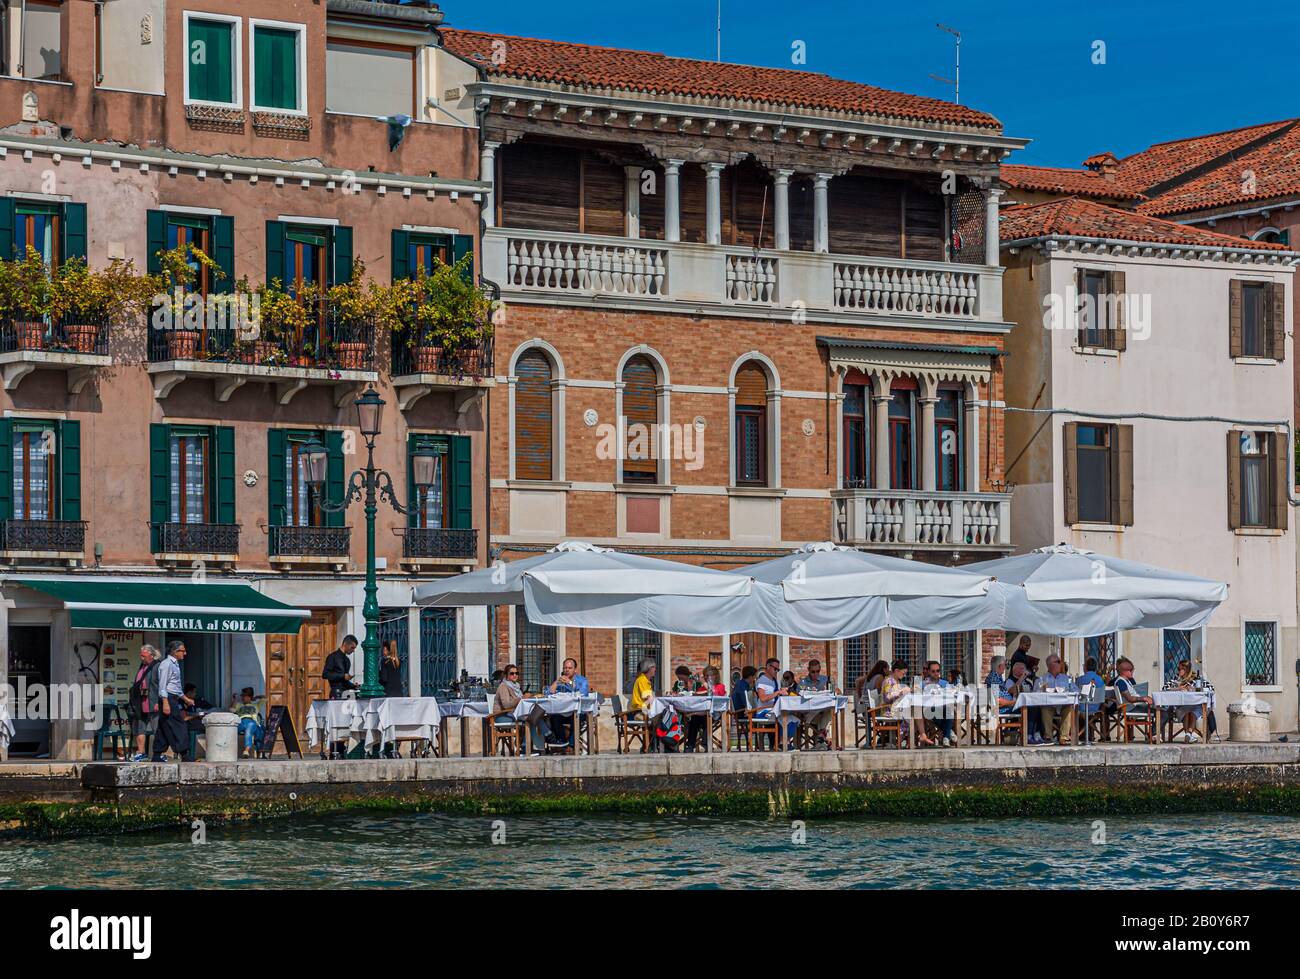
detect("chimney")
[1083,152,1119,183]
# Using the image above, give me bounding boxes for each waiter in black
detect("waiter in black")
[323,634,360,699]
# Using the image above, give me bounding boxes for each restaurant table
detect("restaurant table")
[515,694,602,755]
[356,697,442,753]
[775,693,850,749]
[650,695,730,752]
[436,699,491,757]
[1152,690,1212,743]
[892,689,974,744]
[1012,690,1079,744]
[303,700,364,754]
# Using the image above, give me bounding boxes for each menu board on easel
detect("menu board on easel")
[99,631,144,708]
[262,705,303,758]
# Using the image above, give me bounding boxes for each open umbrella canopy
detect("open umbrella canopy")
[761,542,992,601]
[413,541,752,609]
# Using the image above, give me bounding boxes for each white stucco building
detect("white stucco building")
[1000,197,1299,732]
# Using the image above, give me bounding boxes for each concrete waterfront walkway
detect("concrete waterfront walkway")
[5,741,1300,806]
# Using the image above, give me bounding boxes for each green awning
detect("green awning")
[13,579,310,634]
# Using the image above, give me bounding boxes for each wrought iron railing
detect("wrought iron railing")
[147,300,375,371]
[153,522,241,554]
[0,315,110,356]
[391,325,494,378]
[1,519,87,552]
[400,527,478,560]
[269,525,352,558]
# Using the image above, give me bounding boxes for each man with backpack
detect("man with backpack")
[127,645,161,762]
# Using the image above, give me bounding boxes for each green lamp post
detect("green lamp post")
[303,386,437,698]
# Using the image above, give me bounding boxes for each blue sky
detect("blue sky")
[443,0,1300,166]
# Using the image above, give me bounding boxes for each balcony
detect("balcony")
[153,522,241,568]
[147,302,377,406]
[0,519,86,566]
[398,527,479,570]
[268,525,352,570]
[391,329,495,411]
[0,315,111,394]
[484,228,1004,326]
[832,488,1012,554]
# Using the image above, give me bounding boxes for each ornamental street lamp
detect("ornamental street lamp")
[303,386,435,698]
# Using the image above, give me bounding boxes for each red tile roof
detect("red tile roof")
[999,197,1290,251]
[1137,122,1300,216]
[1116,119,1296,193]
[440,29,1002,130]
[1000,164,1146,202]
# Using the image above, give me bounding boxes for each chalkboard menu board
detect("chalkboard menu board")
[261,705,303,758]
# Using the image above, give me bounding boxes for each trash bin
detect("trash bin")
[1227,700,1271,743]
[202,711,241,762]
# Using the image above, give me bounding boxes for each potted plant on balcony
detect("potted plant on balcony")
[402,255,494,376]
[0,247,54,350]
[256,279,315,367]
[153,243,226,360]
[49,257,151,353]
[325,259,377,372]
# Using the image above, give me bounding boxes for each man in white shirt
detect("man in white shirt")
[151,641,194,761]
[1034,653,1076,745]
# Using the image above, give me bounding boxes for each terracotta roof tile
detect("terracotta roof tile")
[1137,122,1300,216]
[999,197,1289,251]
[440,29,1002,130]
[1116,119,1296,193]
[1000,164,1146,202]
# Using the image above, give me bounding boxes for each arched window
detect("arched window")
[935,386,965,491]
[888,379,917,489]
[621,354,659,483]
[842,373,871,488]
[514,349,554,480]
[734,360,769,486]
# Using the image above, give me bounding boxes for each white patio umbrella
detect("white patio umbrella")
[962,544,1227,637]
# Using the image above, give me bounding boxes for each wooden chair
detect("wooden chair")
[852,694,871,748]
[864,689,906,749]
[1119,682,1156,744]
[744,690,781,751]
[485,694,525,756]
[995,706,1023,745]
[610,694,650,754]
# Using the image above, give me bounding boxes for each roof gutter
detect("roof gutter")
[1000,233,1298,264]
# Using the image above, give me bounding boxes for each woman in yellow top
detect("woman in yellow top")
[630,658,657,712]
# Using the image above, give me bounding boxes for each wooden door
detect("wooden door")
[266,611,336,750]
[730,633,776,675]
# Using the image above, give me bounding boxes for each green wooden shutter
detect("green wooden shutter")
[267,429,287,527]
[0,419,12,521]
[254,26,299,111]
[212,215,235,294]
[324,430,345,528]
[332,225,354,286]
[265,220,287,284]
[450,435,472,529]
[61,202,87,263]
[391,229,410,282]
[188,18,233,104]
[149,424,170,551]
[405,432,419,528]
[215,426,236,524]
[452,234,474,281]
[58,420,81,522]
[0,198,15,261]
[145,210,167,275]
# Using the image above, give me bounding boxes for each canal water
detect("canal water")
[3,811,1299,888]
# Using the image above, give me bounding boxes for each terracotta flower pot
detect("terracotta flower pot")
[243,340,276,365]
[167,330,200,360]
[14,320,45,350]
[414,345,442,373]
[458,347,482,374]
[63,323,98,353]
[337,341,366,371]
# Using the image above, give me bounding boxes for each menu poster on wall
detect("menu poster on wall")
[99,631,145,707]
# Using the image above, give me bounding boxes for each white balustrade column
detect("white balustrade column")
[813,173,831,254]
[624,165,642,239]
[704,162,725,245]
[480,141,501,229]
[664,159,683,243]
[774,169,792,250]
[984,187,1004,267]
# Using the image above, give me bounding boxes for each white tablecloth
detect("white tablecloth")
[1013,691,1079,709]
[303,700,363,749]
[647,695,728,719]
[1152,690,1213,708]
[357,697,442,749]
[515,694,599,719]
[891,689,971,715]
[775,693,847,725]
[437,699,491,718]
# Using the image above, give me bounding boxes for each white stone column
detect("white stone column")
[919,377,939,492]
[704,162,725,245]
[871,373,891,489]
[481,141,501,229]
[813,173,831,254]
[664,159,683,243]
[965,381,981,491]
[774,169,793,250]
[624,165,642,239]
[984,187,1004,267]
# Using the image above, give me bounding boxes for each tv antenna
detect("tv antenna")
[716,0,722,61]
[929,23,961,104]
